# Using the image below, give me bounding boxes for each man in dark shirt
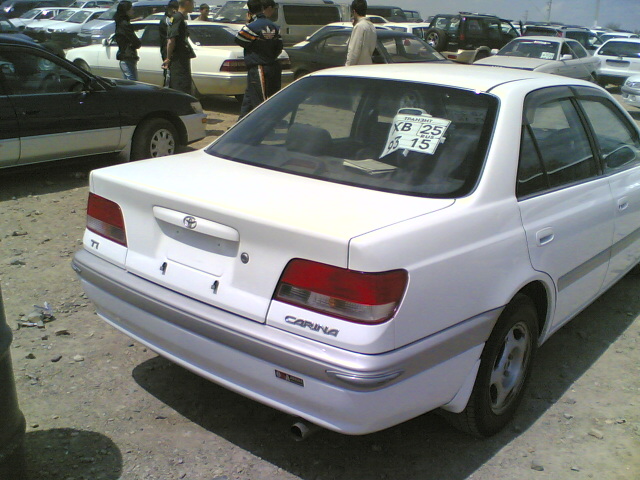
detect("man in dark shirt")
[235,0,283,119]
[159,0,178,61]
[162,0,195,94]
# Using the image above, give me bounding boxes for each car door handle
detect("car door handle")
[618,197,629,211]
[536,227,554,246]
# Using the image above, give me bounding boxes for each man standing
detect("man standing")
[345,0,376,66]
[196,3,210,20]
[162,0,195,94]
[235,0,283,119]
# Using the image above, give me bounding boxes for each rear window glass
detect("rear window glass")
[598,41,640,57]
[281,5,340,25]
[499,39,559,60]
[189,25,237,45]
[206,76,497,198]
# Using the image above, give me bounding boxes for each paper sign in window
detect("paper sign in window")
[381,109,451,158]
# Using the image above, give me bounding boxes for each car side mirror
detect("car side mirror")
[490,48,498,55]
[560,54,572,61]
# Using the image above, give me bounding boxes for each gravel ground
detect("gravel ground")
[0,93,639,480]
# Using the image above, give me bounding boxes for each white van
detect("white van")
[214,0,343,46]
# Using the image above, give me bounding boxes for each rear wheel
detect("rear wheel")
[425,28,448,51]
[131,118,178,161]
[445,293,538,437]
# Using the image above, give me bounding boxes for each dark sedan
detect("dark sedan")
[0,34,206,168]
[286,29,446,79]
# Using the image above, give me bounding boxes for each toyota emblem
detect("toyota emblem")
[183,216,197,229]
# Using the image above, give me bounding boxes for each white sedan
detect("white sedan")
[474,36,599,81]
[65,20,294,99]
[72,64,640,438]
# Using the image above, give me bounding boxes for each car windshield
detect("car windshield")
[98,3,116,19]
[599,41,640,58]
[52,10,76,21]
[68,10,93,23]
[206,76,497,198]
[189,24,237,45]
[378,36,445,62]
[19,9,41,19]
[213,0,245,23]
[498,39,559,60]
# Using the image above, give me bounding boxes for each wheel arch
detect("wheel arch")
[516,280,551,339]
[134,111,188,147]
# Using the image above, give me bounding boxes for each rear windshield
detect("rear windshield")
[189,24,237,45]
[498,39,559,59]
[206,76,497,198]
[599,41,640,58]
[279,5,340,25]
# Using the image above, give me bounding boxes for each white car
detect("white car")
[22,7,82,40]
[474,36,599,81]
[594,38,640,87]
[46,8,107,48]
[621,74,640,108]
[66,20,293,99]
[383,22,429,40]
[72,64,640,438]
[291,21,390,48]
[9,6,70,30]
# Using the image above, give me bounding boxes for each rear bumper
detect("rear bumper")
[72,248,498,434]
[193,71,295,96]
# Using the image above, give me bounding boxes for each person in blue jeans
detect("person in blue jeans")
[235,0,283,119]
[114,1,141,81]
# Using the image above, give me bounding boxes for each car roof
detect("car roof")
[305,62,587,93]
[601,37,640,44]
[0,32,38,45]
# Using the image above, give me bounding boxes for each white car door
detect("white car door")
[575,92,640,285]
[136,23,165,86]
[516,87,614,333]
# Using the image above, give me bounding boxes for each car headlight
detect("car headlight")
[190,101,204,114]
[626,80,640,88]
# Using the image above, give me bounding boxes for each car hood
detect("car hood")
[474,56,555,70]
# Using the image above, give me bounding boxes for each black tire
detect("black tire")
[73,59,91,74]
[596,75,608,88]
[234,94,244,103]
[425,28,448,51]
[445,293,538,437]
[130,118,178,161]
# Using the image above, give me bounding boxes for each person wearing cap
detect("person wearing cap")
[234,0,282,119]
[162,0,196,94]
[196,3,210,21]
[345,0,376,66]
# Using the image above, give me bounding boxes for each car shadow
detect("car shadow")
[6,428,122,480]
[199,95,242,116]
[132,273,640,479]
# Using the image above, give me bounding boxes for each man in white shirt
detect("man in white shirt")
[345,0,376,66]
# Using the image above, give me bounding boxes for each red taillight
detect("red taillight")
[220,59,248,72]
[274,259,408,324]
[86,193,127,246]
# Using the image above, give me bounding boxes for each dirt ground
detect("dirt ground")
[1,93,639,480]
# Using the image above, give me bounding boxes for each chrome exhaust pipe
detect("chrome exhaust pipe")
[290,419,321,441]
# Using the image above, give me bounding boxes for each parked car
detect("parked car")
[0,34,206,167]
[621,74,640,108]
[72,61,640,438]
[425,12,519,63]
[290,20,390,48]
[403,9,422,22]
[474,36,599,81]
[366,5,406,22]
[66,20,293,100]
[286,29,446,79]
[68,0,112,7]
[594,38,640,86]
[8,5,69,29]
[384,22,429,41]
[0,0,61,19]
[522,24,602,52]
[76,0,167,46]
[22,6,79,40]
[599,31,639,43]
[214,0,342,46]
[44,7,106,47]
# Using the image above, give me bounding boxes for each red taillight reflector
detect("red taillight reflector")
[220,59,248,72]
[274,259,408,324]
[86,192,127,246]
